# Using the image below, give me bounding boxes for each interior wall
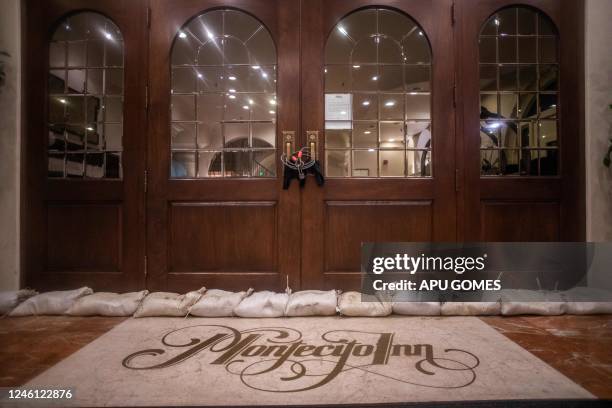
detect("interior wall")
[0,0,21,290]
[585,0,612,242]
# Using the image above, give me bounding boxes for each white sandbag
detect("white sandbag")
[338,291,392,317]
[133,288,205,318]
[285,290,338,316]
[9,287,93,316]
[189,289,253,317]
[393,302,441,316]
[233,291,289,318]
[391,291,440,316]
[500,289,566,316]
[441,302,500,316]
[0,289,38,314]
[441,292,501,316]
[66,291,149,316]
[562,287,612,315]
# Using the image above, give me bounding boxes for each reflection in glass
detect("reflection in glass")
[170,9,277,178]
[324,8,432,178]
[326,150,350,177]
[479,6,559,176]
[380,150,404,177]
[47,12,124,179]
[353,150,378,177]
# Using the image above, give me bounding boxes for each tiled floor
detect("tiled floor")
[0,315,610,399]
[482,315,612,399]
[0,316,126,386]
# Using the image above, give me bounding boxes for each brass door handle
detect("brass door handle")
[306,130,319,161]
[282,131,295,157]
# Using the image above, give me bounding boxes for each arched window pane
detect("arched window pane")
[170,10,277,178]
[324,8,432,178]
[48,12,124,179]
[479,6,559,176]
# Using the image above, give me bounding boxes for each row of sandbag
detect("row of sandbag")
[3,286,612,317]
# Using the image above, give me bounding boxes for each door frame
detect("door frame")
[300,0,457,289]
[21,0,149,291]
[454,0,586,242]
[145,0,302,292]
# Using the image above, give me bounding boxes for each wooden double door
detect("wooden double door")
[24,0,584,292]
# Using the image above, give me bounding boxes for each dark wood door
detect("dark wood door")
[146,0,301,292]
[455,0,585,242]
[23,0,148,291]
[300,0,457,289]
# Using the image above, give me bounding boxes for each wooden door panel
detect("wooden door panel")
[46,204,122,272]
[324,201,432,273]
[456,0,585,242]
[23,0,148,292]
[147,0,301,292]
[300,0,456,290]
[480,201,560,241]
[169,202,277,272]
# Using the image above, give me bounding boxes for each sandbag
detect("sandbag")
[393,302,441,316]
[285,290,338,316]
[441,301,500,316]
[0,289,38,314]
[66,291,149,316]
[9,287,93,316]
[441,292,501,316]
[338,291,392,317]
[133,288,205,318]
[500,289,566,316]
[233,291,289,318]
[189,289,253,317]
[391,291,440,316]
[562,287,612,315]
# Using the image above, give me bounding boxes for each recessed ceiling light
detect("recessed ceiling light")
[228,89,236,93]
[178,32,187,39]
[252,65,261,70]
[228,94,236,99]
[248,99,254,105]
[353,65,361,69]
[269,110,275,114]
[385,101,396,107]
[362,100,370,106]
[364,131,371,134]
[269,99,276,105]
[104,32,113,40]
[58,98,67,104]
[371,76,379,81]
[228,76,236,81]
[243,105,249,110]
[197,73,203,79]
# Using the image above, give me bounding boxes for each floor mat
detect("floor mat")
[21,316,592,406]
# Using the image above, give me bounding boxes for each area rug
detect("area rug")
[21,316,592,406]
